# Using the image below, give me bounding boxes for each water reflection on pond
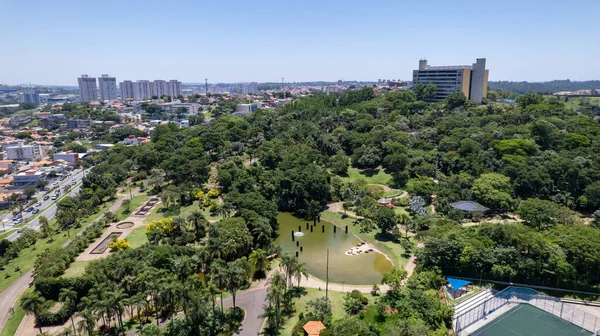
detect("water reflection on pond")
[275,212,392,285]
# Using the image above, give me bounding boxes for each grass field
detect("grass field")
[340,167,392,185]
[281,288,376,335]
[115,193,150,221]
[0,230,11,240]
[143,202,220,224]
[0,288,30,336]
[62,260,88,278]
[127,226,148,248]
[321,211,409,268]
[383,189,403,198]
[0,197,119,293]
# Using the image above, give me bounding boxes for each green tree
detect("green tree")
[381,268,408,291]
[59,288,79,336]
[23,186,36,199]
[292,261,309,287]
[306,296,332,321]
[342,292,363,315]
[584,181,600,210]
[248,248,269,278]
[445,91,467,110]
[38,216,55,242]
[21,290,46,334]
[472,173,514,210]
[373,207,397,234]
[328,152,349,175]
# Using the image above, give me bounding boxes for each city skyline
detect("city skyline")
[1,0,599,85]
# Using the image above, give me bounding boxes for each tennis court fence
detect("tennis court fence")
[454,286,600,334]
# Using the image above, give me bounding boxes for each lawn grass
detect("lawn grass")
[383,189,403,198]
[0,288,30,336]
[0,197,119,294]
[340,167,392,185]
[115,193,150,221]
[393,206,409,216]
[143,202,219,224]
[281,288,376,335]
[62,260,88,278]
[321,211,409,268]
[127,226,148,248]
[0,230,12,240]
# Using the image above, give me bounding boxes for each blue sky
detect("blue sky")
[1,0,598,85]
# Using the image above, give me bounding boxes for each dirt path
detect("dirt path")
[326,202,363,219]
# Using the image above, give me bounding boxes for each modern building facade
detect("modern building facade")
[14,171,44,186]
[120,80,135,101]
[134,80,153,100]
[152,80,168,98]
[20,93,41,106]
[98,74,118,101]
[241,82,258,95]
[167,80,182,97]
[78,75,98,102]
[4,142,43,161]
[412,58,489,103]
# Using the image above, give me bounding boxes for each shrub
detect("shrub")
[109,238,131,251]
[207,189,219,198]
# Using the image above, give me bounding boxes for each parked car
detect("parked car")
[32,209,39,214]
[51,195,57,200]
[43,195,49,201]
[25,207,34,212]
[36,202,42,207]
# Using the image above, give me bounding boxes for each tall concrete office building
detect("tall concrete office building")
[98,74,118,101]
[412,58,489,103]
[134,80,153,100]
[241,82,258,95]
[167,80,182,98]
[120,80,135,101]
[77,74,98,102]
[20,93,41,106]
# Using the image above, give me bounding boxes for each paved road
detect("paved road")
[2,169,88,241]
[223,287,268,336]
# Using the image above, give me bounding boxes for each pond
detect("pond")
[275,212,393,285]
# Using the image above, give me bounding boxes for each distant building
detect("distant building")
[234,103,259,115]
[78,75,98,102]
[120,80,135,101]
[53,152,81,164]
[122,135,150,146]
[152,80,168,98]
[19,93,41,106]
[167,80,182,97]
[4,142,44,161]
[68,119,91,129]
[94,144,114,151]
[14,171,44,186]
[98,74,118,101]
[412,58,489,103]
[241,82,258,95]
[134,80,153,100]
[0,160,16,170]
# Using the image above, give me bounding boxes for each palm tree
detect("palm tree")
[39,216,54,242]
[210,259,228,313]
[280,252,297,291]
[187,210,207,243]
[248,249,269,278]
[58,288,79,336]
[204,280,220,334]
[21,290,46,334]
[109,288,128,336]
[292,261,309,287]
[397,213,411,238]
[76,308,95,336]
[267,272,286,334]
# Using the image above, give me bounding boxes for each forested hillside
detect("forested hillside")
[489,80,600,94]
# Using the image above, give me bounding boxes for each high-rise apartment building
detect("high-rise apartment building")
[20,93,41,106]
[98,74,118,101]
[152,80,168,98]
[412,58,489,103]
[77,75,98,102]
[120,80,135,101]
[167,80,182,98]
[241,82,258,95]
[134,80,153,100]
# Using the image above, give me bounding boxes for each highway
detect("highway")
[0,168,88,241]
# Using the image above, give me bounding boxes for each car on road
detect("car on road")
[36,202,42,207]
[44,186,50,191]
[53,182,59,186]
[25,207,34,212]
[51,195,57,200]
[71,181,77,186]
[32,209,39,214]
[43,195,50,201]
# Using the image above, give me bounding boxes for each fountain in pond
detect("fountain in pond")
[294,231,305,237]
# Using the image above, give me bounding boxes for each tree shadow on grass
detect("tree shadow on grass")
[361,169,381,178]
[374,232,395,243]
